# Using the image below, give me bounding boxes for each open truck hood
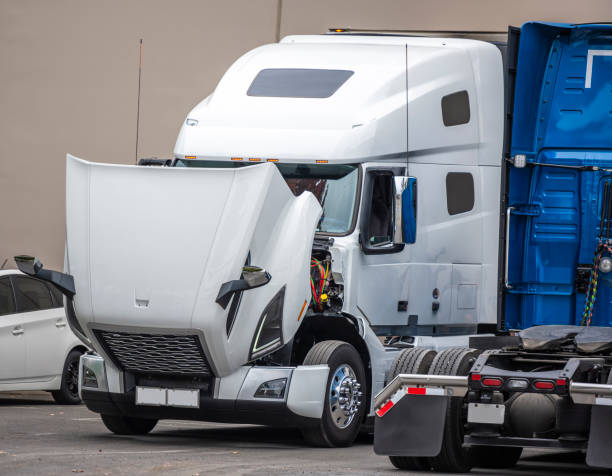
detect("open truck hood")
[66,155,321,377]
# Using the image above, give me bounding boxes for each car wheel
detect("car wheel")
[301,340,367,447]
[101,414,158,435]
[51,349,83,405]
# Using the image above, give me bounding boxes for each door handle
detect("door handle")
[55,320,67,328]
[12,326,24,336]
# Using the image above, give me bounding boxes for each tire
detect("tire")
[386,348,437,471]
[301,340,367,447]
[470,445,522,469]
[427,347,480,473]
[51,349,83,405]
[101,414,158,435]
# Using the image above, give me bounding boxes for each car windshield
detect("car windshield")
[174,160,359,234]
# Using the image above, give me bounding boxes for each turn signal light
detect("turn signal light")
[482,378,503,388]
[534,380,554,390]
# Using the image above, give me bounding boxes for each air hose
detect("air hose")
[582,179,612,326]
[582,243,612,326]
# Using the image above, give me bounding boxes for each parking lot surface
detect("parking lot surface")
[0,392,605,476]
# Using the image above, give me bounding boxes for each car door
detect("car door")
[11,275,67,380]
[0,276,26,382]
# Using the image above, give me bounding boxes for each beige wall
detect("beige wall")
[1,0,611,269]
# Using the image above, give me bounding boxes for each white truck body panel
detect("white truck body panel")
[175,36,503,167]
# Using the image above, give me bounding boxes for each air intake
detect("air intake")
[95,330,212,376]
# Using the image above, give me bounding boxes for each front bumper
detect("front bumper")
[79,354,329,427]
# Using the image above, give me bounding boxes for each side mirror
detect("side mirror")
[13,255,76,298]
[15,255,43,276]
[242,266,271,288]
[216,266,272,309]
[393,176,417,245]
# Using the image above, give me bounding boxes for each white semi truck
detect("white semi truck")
[18,30,507,447]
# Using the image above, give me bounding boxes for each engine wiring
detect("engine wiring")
[310,257,330,311]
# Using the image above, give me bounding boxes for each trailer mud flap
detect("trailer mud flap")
[373,395,448,456]
[586,405,612,468]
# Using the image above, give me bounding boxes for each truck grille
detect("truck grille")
[94,330,212,376]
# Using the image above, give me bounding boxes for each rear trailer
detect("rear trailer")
[374,21,612,472]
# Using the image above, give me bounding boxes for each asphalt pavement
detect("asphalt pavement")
[0,392,605,476]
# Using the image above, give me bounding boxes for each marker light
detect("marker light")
[185,155,196,160]
[316,160,328,164]
[556,378,568,386]
[249,158,261,162]
[471,374,482,381]
[266,159,279,162]
[482,378,503,388]
[534,380,554,390]
[231,157,243,161]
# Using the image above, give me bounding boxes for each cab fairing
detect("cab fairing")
[174,35,502,167]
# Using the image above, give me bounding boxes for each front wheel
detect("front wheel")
[101,414,158,435]
[301,340,367,447]
[51,349,83,405]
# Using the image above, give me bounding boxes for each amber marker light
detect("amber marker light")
[248,158,261,162]
[266,159,279,162]
[316,160,328,164]
[185,155,196,160]
[231,157,243,161]
[297,300,307,321]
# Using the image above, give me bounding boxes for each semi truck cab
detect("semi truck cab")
[21,32,508,447]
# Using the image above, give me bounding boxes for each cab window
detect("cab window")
[360,170,404,254]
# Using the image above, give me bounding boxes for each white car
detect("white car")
[0,270,86,403]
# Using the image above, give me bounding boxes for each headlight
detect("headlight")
[250,287,285,360]
[254,378,287,399]
[82,367,99,388]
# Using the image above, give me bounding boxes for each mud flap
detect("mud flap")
[586,405,612,468]
[373,394,448,456]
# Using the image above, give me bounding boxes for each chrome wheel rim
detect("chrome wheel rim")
[328,364,363,429]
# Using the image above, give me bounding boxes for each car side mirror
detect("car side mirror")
[216,266,272,309]
[393,176,417,245]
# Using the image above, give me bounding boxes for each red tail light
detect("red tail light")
[471,373,482,381]
[534,380,554,390]
[482,378,503,388]
[556,378,567,386]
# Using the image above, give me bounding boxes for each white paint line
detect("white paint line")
[585,49,612,88]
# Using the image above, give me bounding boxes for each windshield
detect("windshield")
[174,160,359,234]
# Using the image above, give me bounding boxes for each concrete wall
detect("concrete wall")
[1,0,610,269]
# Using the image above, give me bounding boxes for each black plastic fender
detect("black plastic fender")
[586,405,612,468]
[373,394,448,456]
